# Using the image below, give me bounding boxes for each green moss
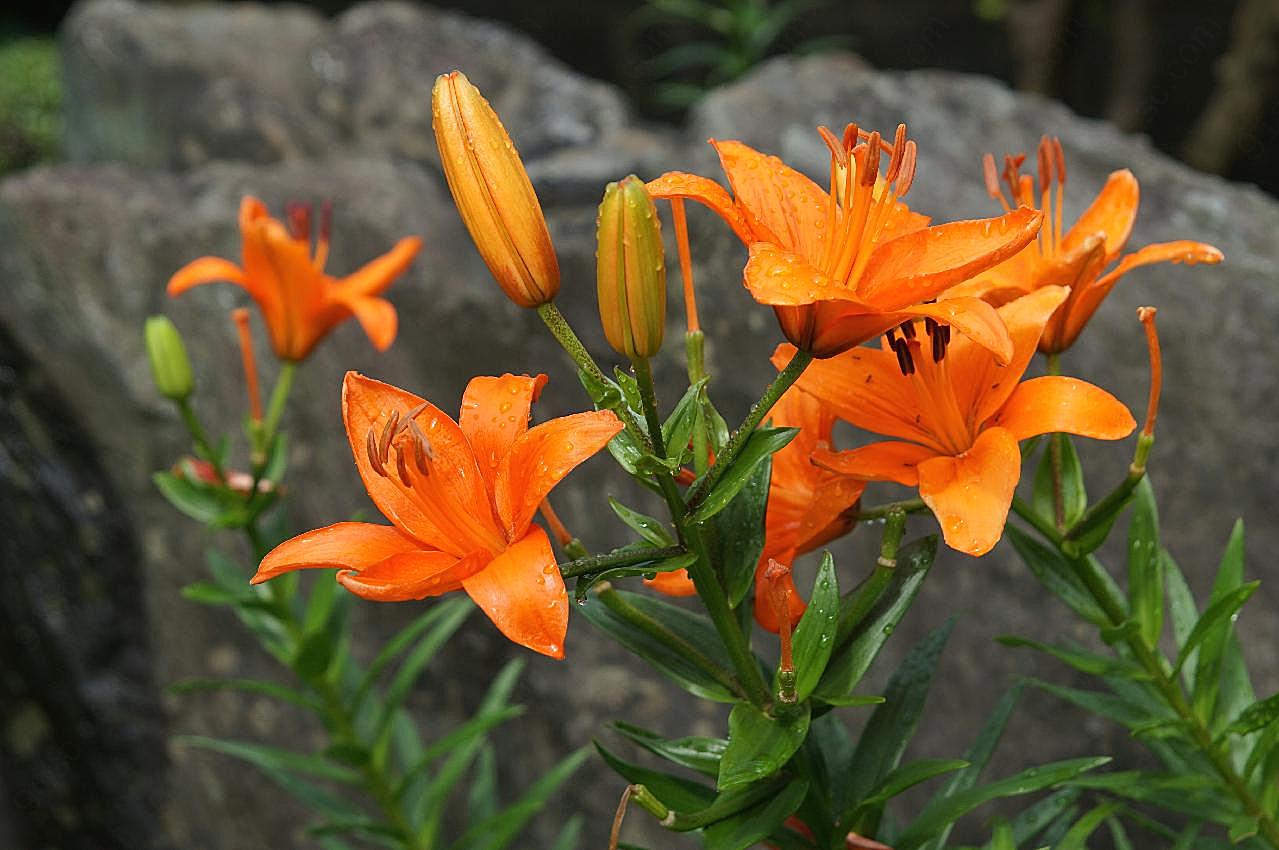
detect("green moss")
[0,36,62,175]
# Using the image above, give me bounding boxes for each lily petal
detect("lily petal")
[744,242,873,307]
[253,521,423,583]
[339,236,424,298]
[338,549,489,602]
[811,442,934,486]
[988,376,1136,441]
[645,171,753,244]
[711,139,830,263]
[645,569,698,597]
[1060,169,1139,261]
[916,426,1021,556]
[857,207,1043,309]
[328,292,398,352]
[462,526,568,658]
[495,410,623,538]
[459,373,549,494]
[167,256,248,296]
[342,372,503,556]
[791,475,865,554]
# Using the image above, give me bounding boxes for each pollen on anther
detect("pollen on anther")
[395,444,413,487]
[366,429,387,477]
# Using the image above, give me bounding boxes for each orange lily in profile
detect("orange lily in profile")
[948,137,1223,353]
[646,383,864,633]
[646,124,1043,359]
[168,197,422,361]
[252,372,623,658]
[785,286,1136,556]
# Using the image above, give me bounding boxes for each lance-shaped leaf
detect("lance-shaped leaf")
[703,777,810,850]
[1006,525,1108,627]
[996,636,1149,679]
[595,741,715,811]
[782,553,839,702]
[609,498,676,545]
[611,721,727,777]
[1126,477,1163,651]
[1173,581,1259,675]
[718,702,811,790]
[1192,520,1246,723]
[713,456,771,607]
[689,427,798,523]
[1032,434,1087,527]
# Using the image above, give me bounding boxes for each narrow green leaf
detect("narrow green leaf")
[594,742,715,812]
[259,765,366,820]
[851,759,970,816]
[996,636,1148,679]
[1032,434,1087,527]
[894,757,1111,850]
[177,735,362,783]
[719,702,811,790]
[1127,477,1163,650]
[550,815,583,850]
[1006,525,1107,627]
[302,570,341,635]
[690,427,797,523]
[1163,548,1199,690]
[1025,679,1158,730]
[1193,520,1246,722]
[169,677,321,711]
[611,722,726,777]
[293,591,350,681]
[572,550,697,603]
[786,553,839,701]
[713,455,770,607]
[988,818,1014,850]
[703,777,809,850]
[662,378,708,462]
[1173,581,1258,674]
[1244,715,1279,779]
[1055,802,1122,850]
[450,748,590,850]
[1228,816,1260,843]
[393,706,524,801]
[846,619,955,813]
[1107,816,1135,850]
[1007,788,1082,847]
[373,600,474,747]
[1226,692,1279,736]
[609,498,676,545]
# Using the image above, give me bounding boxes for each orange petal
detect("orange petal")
[239,196,270,230]
[645,568,698,597]
[459,373,549,494]
[462,526,568,658]
[780,343,938,448]
[342,372,503,555]
[339,236,424,298]
[744,243,871,307]
[811,442,934,486]
[858,207,1043,309]
[338,549,489,602]
[791,475,865,555]
[896,297,1014,365]
[945,286,1070,422]
[987,376,1136,441]
[916,427,1021,557]
[768,385,836,487]
[328,292,398,351]
[645,171,753,244]
[1060,169,1139,261]
[253,521,423,583]
[711,139,830,263]
[752,548,805,635]
[1051,239,1223,352]
[495,410,623,538]
[167,256,248,296]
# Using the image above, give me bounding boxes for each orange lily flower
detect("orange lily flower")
[785,286,1136,556]
[646,383,864,633]
[168,197,422,361]
[252,372,623,658]
[949,137,1223,353]
[646,124,1043,359]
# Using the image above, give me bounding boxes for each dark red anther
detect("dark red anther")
[286,201,311,242]
[899,320,916,339]
[318,199,333,245]
[378,410,400,462]
[892,338,915,376]
[394,444,412,487]
[366,429,387,477]
[1036,136,1052,193]
[932,327,946,362]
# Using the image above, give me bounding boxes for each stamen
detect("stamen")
[408,420,433,475]
[669,198,699,333]
[896,141,917,196]
[1037,136,1053,256]
[1052,137,1066,251]
[1137,306,1161,438]
[899,320,916,339]
[763,559,796,702]
[231,308,263,422]
[983,153,1011,211]
[892,337,915,376]
[378,410,400,462]
[842,123,860,151]
[286,201,311,243]
[1002,153,1024,201]
[394,443,412,487]
[540,498,574,548]
[819,126,846,163]
[859,132,882,187]
[366,429,387,477]
[884,123,907,182]
[402,402,429,424]
[314,199,332,269]
[932,325,946,362]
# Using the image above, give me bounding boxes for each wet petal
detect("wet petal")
[811,442,934,486]
[338,549,489,602]
[645,171,753,244]
[916,426,1021,557]
[988,376,1135,441]
[1060,169,1139,261]
[167,256,248,296]
[645,569,698,597]
[339,236,423,298]
[711,139,830,263]
[857,207,1043,309]
[462,526,568,658]
[253,521,423,583]
[459,373,549,494]
[791,475,865,554]
[744,243,872,307]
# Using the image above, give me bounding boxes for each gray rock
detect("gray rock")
[5,6,1278,848]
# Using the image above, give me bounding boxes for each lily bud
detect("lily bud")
[431,70,559,308]
[596,175,666,360]
[144,315,194,401]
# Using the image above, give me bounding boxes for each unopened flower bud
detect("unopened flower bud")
[144,315,194,401]
[432,70,559,308]
[596,175,666,360]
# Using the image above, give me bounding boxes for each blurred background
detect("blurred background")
[0,1,1276,849]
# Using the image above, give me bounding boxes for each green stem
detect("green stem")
[1011,495,1063,545]
[836,509,907,646]
[178,398,226,482]
[262,360,297,444]
[631,357,667,459]
[687,348,812,510]
[685,329,706,384]
[854,497,927,522]
[559,545,686,579]
[1049,433,1067,532]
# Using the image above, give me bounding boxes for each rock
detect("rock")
[6,4,1279,847]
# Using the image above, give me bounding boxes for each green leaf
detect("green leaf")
[719,702,811,790]
[1053,801,1123,850]
[703,777,809,850]
[785,553,839,702]
[1193,520,1246,722]
[1225,692,1279,736]
[1164,549,1200,690]
[662,378,709,463]
[595,741,715,812]
[293,581,350,681]
[450,748,590,850]
[153,470,243,526]
[578,369,649,480]
[815,536,936,699]
[996,636,1148,679]
[302,569,341,635]
[1005,789,1082,847]
[689,427,797,524]
[177,735,363,784]
[988,818,1014,850]
[352,598,472,711]
[1025,679,1158,730]
[169,677,321,711]
[1006,525,1108,627]
[1032,434,1087,527]
[580,589,739,702]
[1173,581,1259,674]
[609,498,676,545]
[712,454,771,607]
[1064,772,1231,824]
[550,815,583,850]
[393,706,524,801]
[1228,816,1260,843]
[894,757,1111,850]
[573,550,698,602]
[851,759,970,817]
[845,619,954,818]
[1127,477,1164,651]
[611,722,726,777]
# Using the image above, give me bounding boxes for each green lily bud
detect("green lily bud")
[596,175,666,360]
[145,315,194,401]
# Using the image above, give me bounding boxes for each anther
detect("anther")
[408,420,434,475]
[896,141,917,195]
[378,410,400,462]
[860,131,882,187]
[1037,136,1053,194]
[318,199,332,245]
[1052,137,1066,183]
[395,444,412,487]
[819,126,847,164]
[366,429,388,477]
[286,201,311,242]
[843,123,859,151]
[899,320,916,339]
[983,153,1002,199]
[885,124,907,181]
[892,337,915,376]
[402,402,429,425]
[932,327,946,362]
[885,327,898,347]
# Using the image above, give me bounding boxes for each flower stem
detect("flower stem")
[631,357,666,459]
[854,497,927,522]
[177,398,226,482]
[686,348,812,510]
[262,361,297,444]
[559,545,686,579]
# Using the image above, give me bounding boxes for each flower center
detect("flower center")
[286,199,333,272]
[816,123,917,291]
[887,325,974,456]
[365,404,506,554]
[984,135,1065,261]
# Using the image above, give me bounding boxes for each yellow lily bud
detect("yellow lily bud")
[596,175,666,360]
[431,70,560,308]
[144,315,194,401]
